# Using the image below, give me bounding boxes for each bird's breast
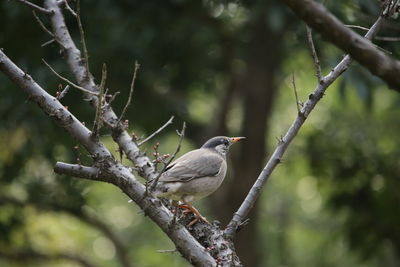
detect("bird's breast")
[179,160,227,201]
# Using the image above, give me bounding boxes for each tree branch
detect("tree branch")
[14,0,52,14]
[60,0,77,17]
[76,0,91,77]
[149,122,186,190]
[279,0,400,91]
[44,0,158,181]
[305,26,322,82]
[54,162,218,266]
[137,115,175,146]
[224,10,387,239]
[0,51,108,157]
[93,63,107,134]
[5,1,243,264]
[291,73,301,114]
[32,10,55,38]
[42,58,98,95]
[54,163,102,181]
[118,61,140,124]
[0,49,218,266]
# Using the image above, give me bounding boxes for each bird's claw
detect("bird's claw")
[178,203,210,226]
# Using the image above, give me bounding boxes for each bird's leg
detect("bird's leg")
[179,201,210,226]
[171,200,179,224]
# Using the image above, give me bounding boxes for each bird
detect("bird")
[153,136,245,226]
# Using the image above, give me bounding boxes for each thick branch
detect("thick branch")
[225,12,387,239]
[279,0,400,91]
[44,0,96,93]
[54,163,102,181]
[7,1,241,264]
[55,162,218,266]
[0,50,110,159]
[0,50,217,266]
[55,162,240,266]
[44,0,158,181]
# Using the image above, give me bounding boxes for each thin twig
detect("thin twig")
[3,2,218,262]
[118,61,140,124]
[57,85,70,100]
[138,116,175,146]
[42,59,98,96]
[45,0,159,182]
[345,25,400,43]
[375,36,400,41]
[32,11,55,38]
[32,10,65,49]
[149,122,186,191]
[41,39,56,47]
[14,0,52,14]
[62,0,77,17]
[76,0,90,76]
[157,249,178,253]
[225,10,387,240]
[93,63,107,134]
[306,26,322,82]
[344,24,369,31]
[291,73,301,114]
[107,91,120,105]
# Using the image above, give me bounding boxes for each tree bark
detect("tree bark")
[280,0,400,91]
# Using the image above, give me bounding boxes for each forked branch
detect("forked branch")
[225,9,388,239]
[279,0,400,91]
[14,0,52,14]
[0,49,218,266]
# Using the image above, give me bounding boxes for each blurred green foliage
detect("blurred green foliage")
[1,0,400,266]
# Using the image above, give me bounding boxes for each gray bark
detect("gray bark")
[280,0,400,91]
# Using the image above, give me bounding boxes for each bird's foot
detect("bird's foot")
[178,203,210,226]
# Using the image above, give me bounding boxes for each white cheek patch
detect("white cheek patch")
[215,144,227,154]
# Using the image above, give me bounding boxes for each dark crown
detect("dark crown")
[201,136,230,149]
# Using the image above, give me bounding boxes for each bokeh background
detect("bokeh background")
[1,0,400,266]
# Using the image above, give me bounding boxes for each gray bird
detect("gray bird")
[153,136,245,225]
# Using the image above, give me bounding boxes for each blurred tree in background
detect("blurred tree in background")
[0,0,399,266]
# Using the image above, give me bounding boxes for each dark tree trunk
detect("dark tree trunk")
[209,10,286,266]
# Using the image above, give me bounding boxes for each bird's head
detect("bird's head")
[201,136,246,156]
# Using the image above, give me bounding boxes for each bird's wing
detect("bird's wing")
[159,149,223,182]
